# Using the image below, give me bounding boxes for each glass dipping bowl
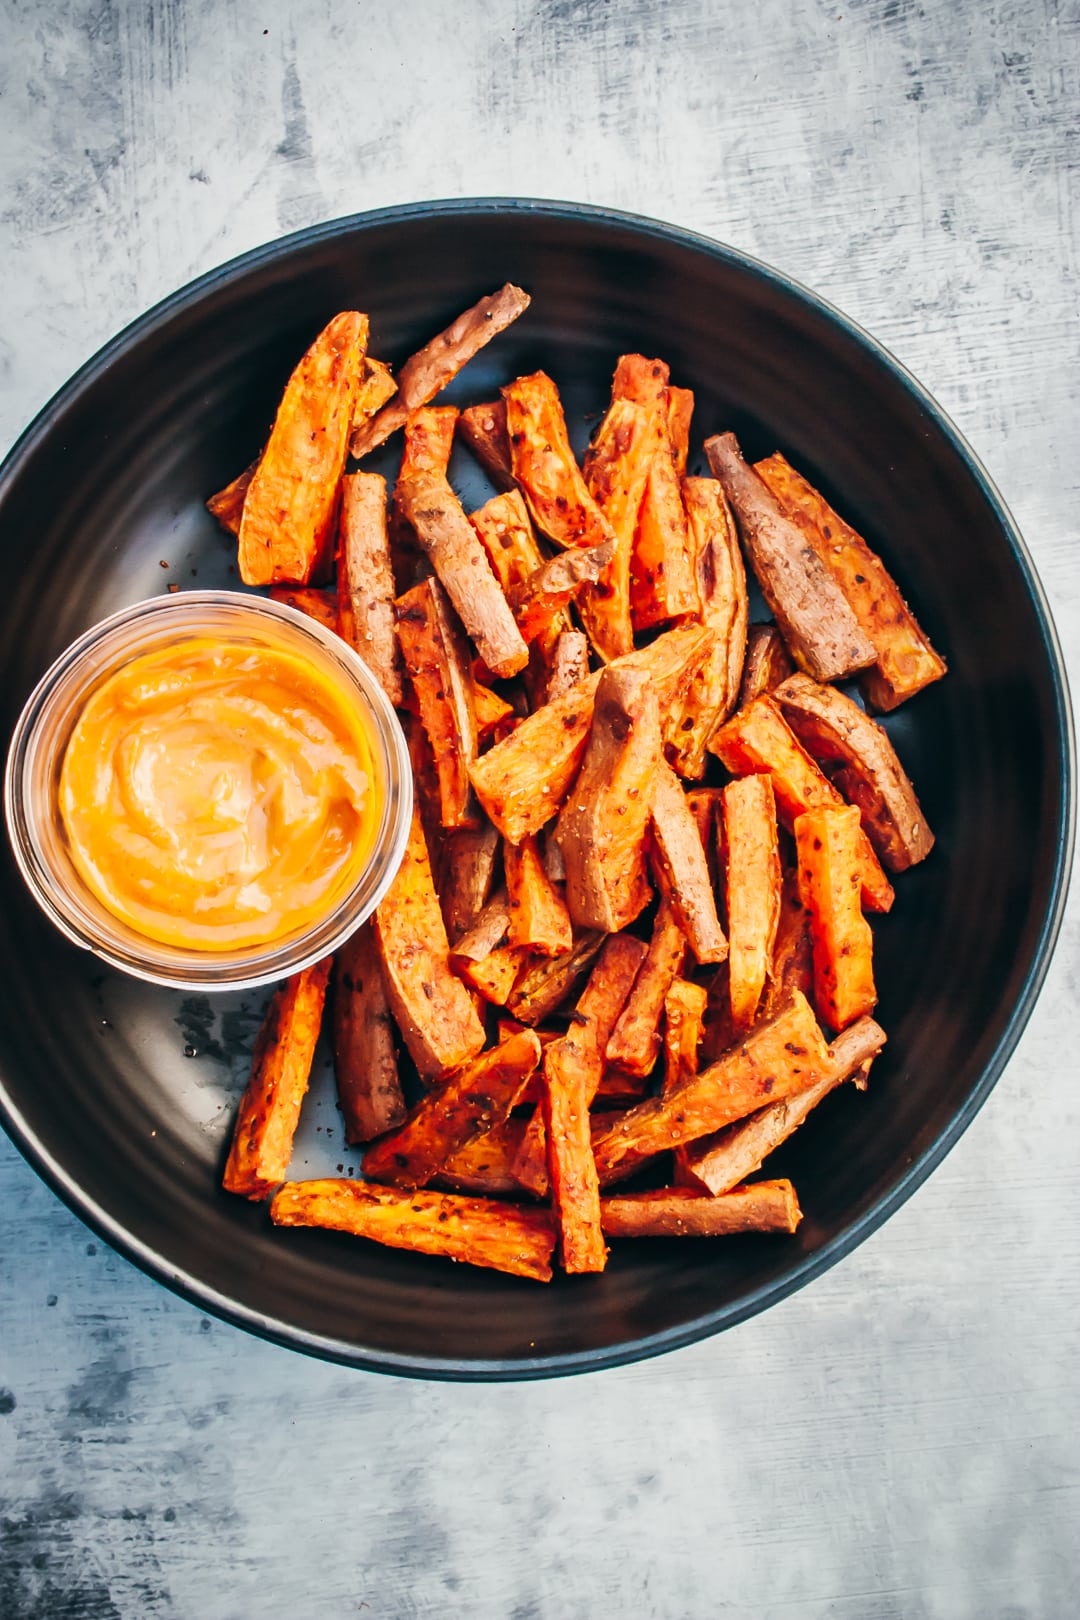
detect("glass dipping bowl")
[4,591,412,990]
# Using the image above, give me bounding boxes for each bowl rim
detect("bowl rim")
[0,196,1073,1380]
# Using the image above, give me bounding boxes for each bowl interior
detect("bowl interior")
[0,203,1070,1376]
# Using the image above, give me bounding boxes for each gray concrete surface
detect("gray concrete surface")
[1,1,1078,1616]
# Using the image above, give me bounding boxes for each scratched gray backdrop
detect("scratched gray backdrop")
[1,2,1078,1617]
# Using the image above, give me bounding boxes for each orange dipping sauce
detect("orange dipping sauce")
[59,637,381,951]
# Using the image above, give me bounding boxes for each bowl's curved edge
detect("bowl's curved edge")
[0,197,1074,1380]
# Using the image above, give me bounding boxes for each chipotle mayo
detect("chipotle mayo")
[59,637,380,950]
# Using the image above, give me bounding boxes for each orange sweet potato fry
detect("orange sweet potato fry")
[439,821,501,944]
[606,899,686,1078]
[579,397,653,660]
[223,958,333,1199]
[554,666,660,934]
[505,932,607,1026]
[649,763,728,964]
[710,697,894,913]
[503,371,615,550]
[508,541,615,643]
[207,459,258,536]
[472,679,515,738]
[450,889,510,962]
[269,585,339,632]
[337,471,405,706]
[755,452,946,710]
[403,711,446,890]
[395,577,480,829]
[457,942,529,1006]
[667,387,694,474]
[373,801,486,1079]
[723,774,782,1032]
[395,469,529,678]
[458,400,514,488]
[398,406,459,477]
[239,311,367,586]
[352,355,398,430]
[591,989,831,1185]
[661,977,709,1095]
[601,1180,802,1238]
[362,1029,542,1188]
[738,622,796,706]
[704,432,877,682]
[504,835,573,956]
[332,925,406,1146]
[542,1035,608,1273]
[469,490,568,652]
[795,804,878,1031]
[434,1116,529,1197]
[271,1179,556,1282]
[546,629,590,701]
[665,477,748,778]
[350,284,530,458]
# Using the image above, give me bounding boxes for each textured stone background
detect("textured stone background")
[1,1,1078,1616]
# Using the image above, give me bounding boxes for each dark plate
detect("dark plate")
[0,200,1072,1379]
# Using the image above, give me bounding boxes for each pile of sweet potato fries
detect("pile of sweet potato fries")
[209,286,944,1283]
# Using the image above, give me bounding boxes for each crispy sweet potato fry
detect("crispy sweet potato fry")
[504,836,573,956]
[774,674,934,871]
[352,355,398,429]
[469,491,566,650]
[373,801,486,1079]
[439,822,501,944]
[546,630,590,701]
[223,958,333,1199]
[665,477,749,777]
[362,1029,542,1188]
[395,577,480,829]
[738,623,795,706]
[703,870,813,1066]
[271,1179,556,1281]
[398,405,459,477]
[403,711,446,890]
[755,452,946,710]
[395,470,529,678]
[336,471,405,704]
[506,932,606,1025]
[458,943,529,1006]
[332,925,406,1146]
[710,697,894,913]
[207,459,258,536]
[350,284,530,458]
[458,400,514,487]
[503,371,615,550]
[723,774,782,1032]
[606,899,686,1078]
[509,541,615,643]
[704,432,876,682]
[795,804,878,1031]
[591,990,831,1185]
[612,356,698,630]
[649,763,728,964]
[239,311,367,586]
[542,1035,607,1272]
[435,1117,529,1197]
[555,666,660,933]
[601,1180,802,1237]
[450,889,510,962]
[472,679,515,738]
[579,397,653,660]
[668,390,694,475]
[662,978,709,1094]
[680,1016,886,1194]
[269,585,339,632]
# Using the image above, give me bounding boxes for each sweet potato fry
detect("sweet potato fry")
[546,630,590,701]
[395,470,529,678]
[468,621,713,843]
[398,405,459,477]
[269,585,339,632]
[667,387,694,474]
[738,623,795,706]
[457,943,529,1006]
[579,397,653,660]
[755,452,946,710]
[795,804,877,1031]
[435,1117,529,1197]
[239,311,367,586]
[591,989,831,1185]
[335,471,405,704]
[450,889,510,962]
[223,958,333,1199]
[362,1029,542,1188]
[350,284,530,458]
[555,666,660,933]
[774,674,934,871]
[703,870,813,1066]
[649,762,728,964]
[723,774,782,1032]
[503,371,615,550]
[332,925,406,1146]
[506,932,606,1025]
[601,1180,802,1238]
[504,836,573,956]
[680,1015,886,1194]
[271,1179,556,1282]
[612,355,698,629]
[662,978,709,1094]
[704,432,876,682]
[373,801,486,1079]
[439,822,501,943]
[509,541,615,643]
[403,711,446,890]
[710,697,894,913]
[686,788,724,893]
[469,490,567,653]
[458,400,514,488]
[665,477,749,778]
[542,1035,607,1273]
[606,899,686,1078]
[395,577,480,829]
[352,355,398,429]
[207,459,257,536]
[472,679,515,738]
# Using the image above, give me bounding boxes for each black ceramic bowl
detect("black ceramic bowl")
[0,201,1072,1378]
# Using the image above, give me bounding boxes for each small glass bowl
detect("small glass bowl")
[4,591,413,991]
